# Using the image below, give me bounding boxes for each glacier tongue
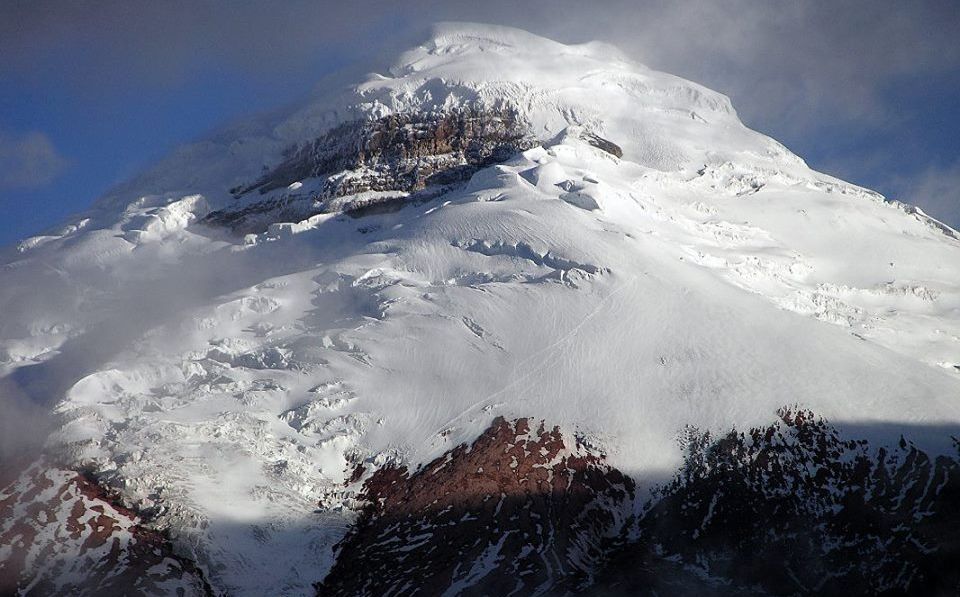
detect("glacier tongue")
[2,22,960,595]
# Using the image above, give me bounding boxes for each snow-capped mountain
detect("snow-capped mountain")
[2,23,960,596]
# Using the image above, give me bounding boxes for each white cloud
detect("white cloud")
[2,1,957,136]
[0,130,69,190]
[891,160,960,230]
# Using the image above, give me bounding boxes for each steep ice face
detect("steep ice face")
[2,23,960,595]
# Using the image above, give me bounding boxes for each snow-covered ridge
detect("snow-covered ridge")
[2,22,960,595]
[38,22,789,227]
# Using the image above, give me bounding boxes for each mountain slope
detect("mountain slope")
[2,22,959,595]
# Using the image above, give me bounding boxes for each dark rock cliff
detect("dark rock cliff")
[318,417,635,596]
[7,410,957,595]
[596,408,960,596]
[203,108,537,234]
[319,411,960,596]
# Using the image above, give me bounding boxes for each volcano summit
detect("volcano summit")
[2,23,960,596]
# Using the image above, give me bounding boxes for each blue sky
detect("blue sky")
[1,0,958,247]
[0,55,346,246]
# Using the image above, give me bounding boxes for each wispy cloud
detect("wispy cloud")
[540,0,960,134]
[0,130,69,190]
[2,0,957,135]
[888,160,960,229]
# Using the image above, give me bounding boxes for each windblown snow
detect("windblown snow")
[2,23,959,595]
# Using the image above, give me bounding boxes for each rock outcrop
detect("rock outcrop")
[318,411,960,596]
[204,108,537,233]
[5,411,959,595]
[0,458,210,597]
[594,408,960,595]
[318,417,635,596]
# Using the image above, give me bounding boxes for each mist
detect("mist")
[0,219,344,466]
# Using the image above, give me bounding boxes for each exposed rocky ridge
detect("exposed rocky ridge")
[203,108,539,233]
[0,458,210,597]
[601,408,960,596]
[317,417,636,596]
[4,414,959,595]
[317,412,960,596]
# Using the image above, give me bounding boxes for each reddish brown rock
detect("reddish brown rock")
[0,458,210,597]
[318,417,635,596]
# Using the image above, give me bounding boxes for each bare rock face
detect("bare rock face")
[317,411,960,596]
[594,408,960,596]
[0,458,210,597]
[3,411,957,596]
[580,132,622,158]
[317,417,636,596]
[7,413,956,596]
[204,108,537,233]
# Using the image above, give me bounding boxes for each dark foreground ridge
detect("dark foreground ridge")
[319,417,636,595]
[4,410,959,595]
[321,410,960,596]
[596,408,960,595]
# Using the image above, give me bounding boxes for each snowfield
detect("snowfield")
[2,23,959,595]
